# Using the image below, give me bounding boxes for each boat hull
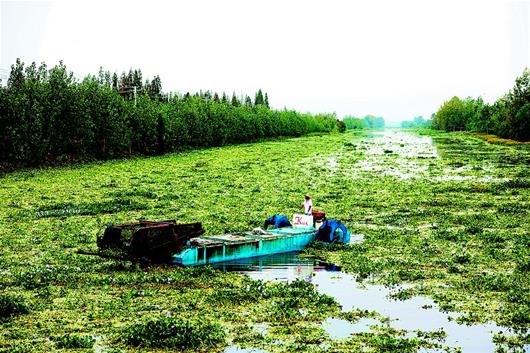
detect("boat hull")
[172,226,316,266]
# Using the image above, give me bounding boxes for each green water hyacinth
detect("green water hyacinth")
[0,129,529,352]
[122,316,225,349]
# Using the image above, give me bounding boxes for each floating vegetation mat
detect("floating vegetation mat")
[0,129,528,352]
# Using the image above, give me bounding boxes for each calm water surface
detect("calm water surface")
[217,252,528,353]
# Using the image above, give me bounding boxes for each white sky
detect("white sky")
[1,0,529,123]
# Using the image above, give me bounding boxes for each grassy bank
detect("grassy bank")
[0,129,529,352]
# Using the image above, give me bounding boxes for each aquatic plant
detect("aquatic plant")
[0,129,529,352]
[54,334,95,349]
[121,316,225,349]
[0,294,28,319]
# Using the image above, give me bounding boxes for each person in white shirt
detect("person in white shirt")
[300,193,313,215]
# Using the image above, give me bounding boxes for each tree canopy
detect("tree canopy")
[0,59,340,169]
[342,115,385,129]
[432,68,530,141]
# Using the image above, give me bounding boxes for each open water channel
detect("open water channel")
[216,252,529,353]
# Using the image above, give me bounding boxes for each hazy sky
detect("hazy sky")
[1,0,529,123]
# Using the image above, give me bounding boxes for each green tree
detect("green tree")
[44,62,83,157]
[112,72,119,91]
[231,93,240,107]
[119,71,132,97]
[132,69,143,91]
[244,95,253,107]
[255,89,264,105]
[401,116,432,128]
[431,68,530,141]
[0,59,341,167]
[343,116,366,129]
[7,58,25,89]
[413,116,426,126]
[147,75,162,101]
[362,115,385,128]
[503,69,530,141]
[433,96,473,131]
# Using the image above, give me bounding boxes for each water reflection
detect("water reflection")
[213,252,339,282]
[215,252,529,353]
[321,317,377,339]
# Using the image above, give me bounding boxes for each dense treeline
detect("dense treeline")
[0,60,339,168]
[432,69,530,141]
[342,115,385,129]
[400,116,431,128]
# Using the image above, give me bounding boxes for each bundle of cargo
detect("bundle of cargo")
[97,220,204,262]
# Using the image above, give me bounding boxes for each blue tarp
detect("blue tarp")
[264,214,292,229]
[316,219,350,244]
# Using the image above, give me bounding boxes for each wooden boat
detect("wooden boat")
[172,225,317,266]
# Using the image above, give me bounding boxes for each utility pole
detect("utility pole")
[133,86,137,106]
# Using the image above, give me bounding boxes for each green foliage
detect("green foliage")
[1,130,529,351]
[146,75,162,100]
[122,316,225,349]
[433,68,530,141]
[0,59,338,168]
[367,333,426,353]
[363,115,385,128]
[432,96,483,132]
[231,92,240,107]
[254,88,265,106]
[343,116,366,129]
[343,115,385,129]
[54,334,95,349]
[502,68,530,141]
[336,119,346,132]
[401,116,431,128]
[0,294,29,319]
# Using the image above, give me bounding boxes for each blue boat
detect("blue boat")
[172,226,317,266]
